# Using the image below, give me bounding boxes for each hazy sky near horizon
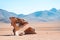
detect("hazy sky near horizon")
[0,0,60,15]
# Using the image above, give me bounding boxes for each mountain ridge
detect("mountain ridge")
[0,8,60,23]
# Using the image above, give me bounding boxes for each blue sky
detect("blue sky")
[0,0,60,15]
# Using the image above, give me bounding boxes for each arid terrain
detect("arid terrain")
[0,21,60,40]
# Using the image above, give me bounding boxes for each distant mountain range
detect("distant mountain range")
[0,8,60,23]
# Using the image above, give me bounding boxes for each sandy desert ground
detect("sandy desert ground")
[0,21,60,40]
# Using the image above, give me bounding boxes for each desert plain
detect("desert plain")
[0,21,60,40]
